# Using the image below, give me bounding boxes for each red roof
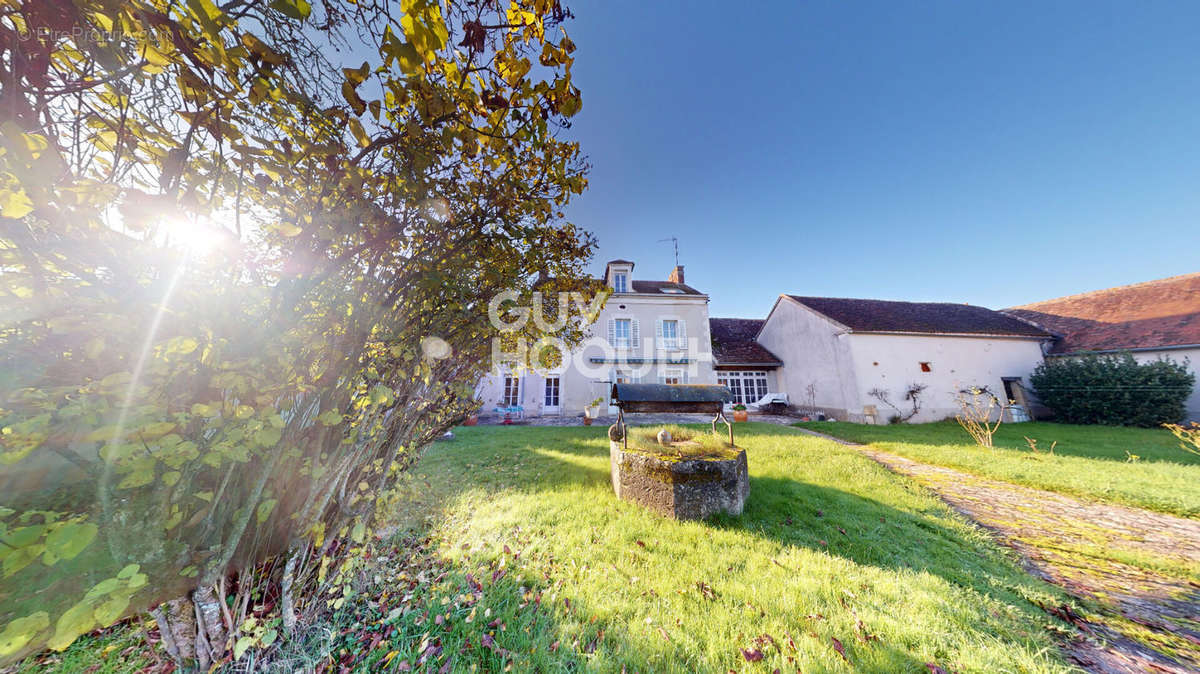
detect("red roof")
[1005,272,1200,353]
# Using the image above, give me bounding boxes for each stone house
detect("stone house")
[476,259,716,418]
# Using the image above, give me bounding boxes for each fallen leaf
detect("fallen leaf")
[831,636,849,663]
[741,648,764,662]
[925,664,948,674]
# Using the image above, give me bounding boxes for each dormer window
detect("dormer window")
[613,272,628,293]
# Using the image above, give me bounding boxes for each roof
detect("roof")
[630,280,703,296]
[611,382,732,404]
[786,296,1052,338]
[709,318,783,366]
[532,275,701,296]
[605,259,635,267]
[1004,272,1200,353]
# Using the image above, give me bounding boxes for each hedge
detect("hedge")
[1030,352,1194,427]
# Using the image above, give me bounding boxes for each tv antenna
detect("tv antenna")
[658,237,679,266]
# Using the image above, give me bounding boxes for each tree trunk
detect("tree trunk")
[193,585,229,658]
[163,597,198,663]
[281,546,302,635]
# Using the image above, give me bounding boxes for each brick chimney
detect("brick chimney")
[668,265,684,284]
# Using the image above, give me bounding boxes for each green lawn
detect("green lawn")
[794,421,1200,518]
[323,423,1075,673]
[19,423,1080,673]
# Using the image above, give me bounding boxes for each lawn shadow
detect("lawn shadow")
[426,423,1064,620]
[406,425,993,671]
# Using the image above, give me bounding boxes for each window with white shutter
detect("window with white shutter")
[659,320,677,350]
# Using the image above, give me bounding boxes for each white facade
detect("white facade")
[758,295,1048,423]
[476,261,715,418]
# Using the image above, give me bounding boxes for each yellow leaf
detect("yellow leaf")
[0,611,49,657]
[1,188,34,218]
[49,601,97,651]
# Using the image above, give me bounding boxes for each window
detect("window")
[614,370,638,384]
[608,318,638,348]
[544,377,560,407]
[661,369,684,385]
[502,376,520,406]
[613,272,628,293]
[660,288,683,294]
[660,319,678,349]
[1002,377,1025,405]
[919,362,932,372]
[613,318,630,347]
[717,371,769,405]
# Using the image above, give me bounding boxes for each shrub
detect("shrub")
[1030,353,1194,426]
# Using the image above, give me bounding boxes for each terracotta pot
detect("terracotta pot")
[583,416,593,426]
[733,410,748,422]
[463,415,478,426]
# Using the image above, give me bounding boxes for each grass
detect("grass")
[795,421,1200,517]
[10,623,157,674]
[325,423,1076,673]
[17,423,1081,673]
[624,424,741,460]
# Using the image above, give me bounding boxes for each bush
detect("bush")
[1030,353,1194,426]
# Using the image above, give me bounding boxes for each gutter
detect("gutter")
[1048,343,1200,357]
[849,330,1053,340]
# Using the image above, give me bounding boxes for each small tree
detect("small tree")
[1165,422,1200,457]
[956,387,1002,448]
[868,383,927,424]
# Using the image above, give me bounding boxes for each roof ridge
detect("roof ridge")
[1009,271,1200,309]
[788,294,981,307]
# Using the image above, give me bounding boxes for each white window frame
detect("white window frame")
[660,368,685,385]
[659,319,679,350]
[502,375,521,407]
[612,272,628,293]
[543,376,561,410]
[607,317,640,349]
[717,371,769,405]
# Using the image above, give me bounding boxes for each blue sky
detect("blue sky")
[560,1,1200,319]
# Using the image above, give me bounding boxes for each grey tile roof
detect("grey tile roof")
[787,296,1051,337]
[709,318,783,366]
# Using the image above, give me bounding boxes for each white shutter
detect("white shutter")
[655,320,664,351]
[631,319,640,348]
[678,319,687,346]
[607,318,615,345]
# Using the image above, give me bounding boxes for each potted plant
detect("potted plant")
[732,403,748,423]
[463,414,479,426]
[583,397,605,426]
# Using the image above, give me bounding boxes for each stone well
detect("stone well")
[609,439,749,520]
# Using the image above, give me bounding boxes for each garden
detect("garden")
[19,424,1081,672]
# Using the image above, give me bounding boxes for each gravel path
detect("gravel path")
[797,428,1200,674]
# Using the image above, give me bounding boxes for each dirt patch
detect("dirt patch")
[798,428,1200,674]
